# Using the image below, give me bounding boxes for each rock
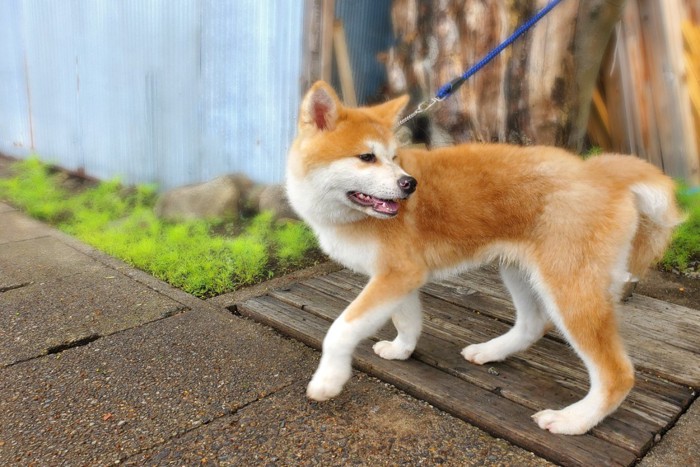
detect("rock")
[258,184,298,220]
[243,184,266,216]
[155,175,248,220]
[225,173,255,207]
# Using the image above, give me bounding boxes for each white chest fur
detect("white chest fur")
[314,225,377,276]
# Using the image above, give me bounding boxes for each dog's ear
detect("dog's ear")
[300,81,342,131]
[370,95,410,126]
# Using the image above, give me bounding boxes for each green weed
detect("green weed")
[0,157,320,297]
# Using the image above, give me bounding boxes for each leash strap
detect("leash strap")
[396,0,566,128]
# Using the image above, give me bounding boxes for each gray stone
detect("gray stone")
[258,183,298,220]
[154,174,253,220]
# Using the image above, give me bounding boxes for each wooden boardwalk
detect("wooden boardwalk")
[237,266,699,467]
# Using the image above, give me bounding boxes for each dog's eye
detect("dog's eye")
[358,153,376,163]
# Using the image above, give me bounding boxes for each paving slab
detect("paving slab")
[0,201,15,213]
[0,209,56,245]
[0,308,318,466]
[638,399,700,467]
[126,374,552,467]
[0,268,186,366]
[0,236,107,290]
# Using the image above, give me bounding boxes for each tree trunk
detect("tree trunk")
[386,0,626,150]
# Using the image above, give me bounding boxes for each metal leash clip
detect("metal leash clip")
[395,96,443,129]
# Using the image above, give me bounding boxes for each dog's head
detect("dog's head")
[287,81,415,223]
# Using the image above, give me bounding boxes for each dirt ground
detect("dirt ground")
[637,268,699,309]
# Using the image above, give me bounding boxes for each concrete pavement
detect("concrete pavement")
[0,199,696,466]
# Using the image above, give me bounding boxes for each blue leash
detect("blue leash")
[397,0,566,128]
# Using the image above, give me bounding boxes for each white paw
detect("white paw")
[306,367,349,401]
[532,408,594,435]
[373,340,413,360]
[461,342,507,365]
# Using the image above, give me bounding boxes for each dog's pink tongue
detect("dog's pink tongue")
[373,199,399,215]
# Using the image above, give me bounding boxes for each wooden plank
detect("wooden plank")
[419,295,690,425]
[616,0,662,166]
[639,0,700,184]
[683,21,700,153]
[270,287,664,455]
[238,296,638,467]
[319,267,697,395]
[300,0,335,92]
[416,267,700,387]
[269,278,692,443]
[307,271,693,422]
[682,21,700,58]
[332,20,357,107]
[320,0,335,83]
[587,87,613,150]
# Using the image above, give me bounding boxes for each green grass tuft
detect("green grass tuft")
[0,157,320,297]
[274,220,318,268]
[0,157,68,221]
[661,186,700,272]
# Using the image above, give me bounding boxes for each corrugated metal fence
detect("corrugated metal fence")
[0,0,305,189]
[0,1,393,190]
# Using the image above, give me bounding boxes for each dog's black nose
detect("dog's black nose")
[398,176,417,195]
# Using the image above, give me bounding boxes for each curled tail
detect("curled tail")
[586,154,684,278]
[628,182,683,278]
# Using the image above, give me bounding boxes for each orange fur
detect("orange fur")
[287,81,683,434]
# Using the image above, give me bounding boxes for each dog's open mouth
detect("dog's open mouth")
[347,192,399,216]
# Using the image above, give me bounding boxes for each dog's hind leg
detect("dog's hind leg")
[373,290,422,360]
[307,271,426,401]
[532,282,634,435]
[462,265,550,364]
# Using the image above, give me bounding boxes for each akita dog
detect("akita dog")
[286,81,682,435]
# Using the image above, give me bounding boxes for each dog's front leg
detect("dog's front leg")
[372,290,422,360]
[307,272,425,401]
